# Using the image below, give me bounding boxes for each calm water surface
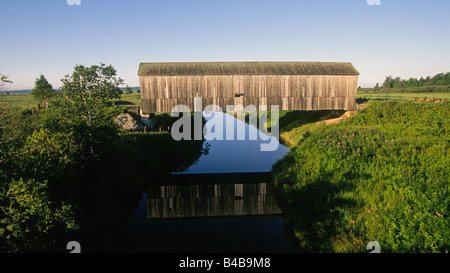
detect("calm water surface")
[125,112,300,252]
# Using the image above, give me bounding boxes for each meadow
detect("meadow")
[272,100,449,253]
[0,93,36,109]
[357,90,450,101]
[0,92,141,109]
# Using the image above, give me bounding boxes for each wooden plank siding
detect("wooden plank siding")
[140,74,358,113]
[138,62,359,113]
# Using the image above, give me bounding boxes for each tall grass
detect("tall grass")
[272,101,450,253]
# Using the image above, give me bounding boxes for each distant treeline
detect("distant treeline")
[367,72,450,93]
[382,72,450,88]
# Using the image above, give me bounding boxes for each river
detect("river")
[121,111,301,253]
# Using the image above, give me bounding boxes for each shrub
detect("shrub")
[0,178,78,252]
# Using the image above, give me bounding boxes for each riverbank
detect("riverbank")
[0,101,206,252]
[272,100,449,253]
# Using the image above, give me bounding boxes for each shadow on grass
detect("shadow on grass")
[273,157,360,252]
[357,97,390,103]
[273,110,346,133]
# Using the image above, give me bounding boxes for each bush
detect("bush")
[0,64,124,252]
[0,178,78,252]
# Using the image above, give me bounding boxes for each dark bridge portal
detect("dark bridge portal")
[146,172,281,220]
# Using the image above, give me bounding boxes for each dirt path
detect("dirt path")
[320,102,369,125]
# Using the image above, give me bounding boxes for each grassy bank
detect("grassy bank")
[0,103,206,252]
[272,100,449,253]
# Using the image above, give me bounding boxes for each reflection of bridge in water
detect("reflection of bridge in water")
[146,172,281,220]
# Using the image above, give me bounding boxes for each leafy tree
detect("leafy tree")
[432,73,444,85]
[49,63,124,159]
[0,72,12,88]
[0,63,125,252]
[124,85,133,94]
[0,72,13,105]
[31,75,55,107]
[59,63,123,107]
[423,76,432,86]
[382,72,450,89]
[419,77,425,87]
[435,72,450,86]
[382,76,394,88]
[0,178,78,252]
[0,110,79,252]
[406,78,419,88]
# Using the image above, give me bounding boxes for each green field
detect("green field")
[357,91,450,101]
[0,92,141,109]
[116,92,141,105]
[0,93,36,108]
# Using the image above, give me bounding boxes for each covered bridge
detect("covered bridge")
[138,61,359,114]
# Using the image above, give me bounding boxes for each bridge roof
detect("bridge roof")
[138,61,360,76]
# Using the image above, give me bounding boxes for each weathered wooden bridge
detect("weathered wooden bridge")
[138,61,359,114]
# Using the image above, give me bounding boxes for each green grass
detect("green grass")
[112,92,141,105]
[0,93,35,109]
[266,110,345,147]
[357,91,450,101]
[0,92,142,109]
[272,100,450,253]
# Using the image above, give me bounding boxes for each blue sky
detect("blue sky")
[1,0,449,89]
